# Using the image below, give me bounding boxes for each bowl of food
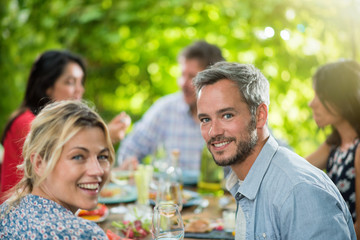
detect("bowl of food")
[111,204,152,240]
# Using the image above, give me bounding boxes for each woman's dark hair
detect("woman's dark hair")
[1,50,86,144]
[313,60,360,146]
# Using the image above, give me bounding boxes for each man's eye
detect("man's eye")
[200,118,210,123]
[224,113,233,119]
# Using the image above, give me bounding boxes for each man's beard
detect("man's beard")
[209,117,258,167]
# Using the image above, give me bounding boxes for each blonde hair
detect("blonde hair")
[4,100,115,207]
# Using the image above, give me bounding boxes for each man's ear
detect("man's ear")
[256,103,268,128]
[31,153,45,176]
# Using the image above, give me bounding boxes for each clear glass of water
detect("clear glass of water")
[151,203,184,240]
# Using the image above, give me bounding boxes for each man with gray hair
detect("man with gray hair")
[194,62,356,239]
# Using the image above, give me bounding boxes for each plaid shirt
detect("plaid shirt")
[117,92,205,174]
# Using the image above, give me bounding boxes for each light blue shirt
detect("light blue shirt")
[226,135,356,240]
[117,92,204,179]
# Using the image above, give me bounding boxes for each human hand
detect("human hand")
[108,112,131,144]
[118,156,139,171]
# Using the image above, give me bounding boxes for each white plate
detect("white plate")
[93,206,109,223]
[76,204,109,223]
[182,189,202,207]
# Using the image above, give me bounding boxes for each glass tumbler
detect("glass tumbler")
[151,203,184,240]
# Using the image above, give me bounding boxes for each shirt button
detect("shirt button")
[235,192,242,201]
[263,233,266,238]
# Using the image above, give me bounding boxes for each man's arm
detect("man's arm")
[117,101,164,166]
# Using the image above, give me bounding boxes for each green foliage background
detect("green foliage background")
[0,0,359,156]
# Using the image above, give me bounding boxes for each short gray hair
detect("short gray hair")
[193,62,270,117]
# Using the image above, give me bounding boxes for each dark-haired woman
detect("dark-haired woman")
[307,60,360,238]
[1,51,86,198]
[0,50,130,200]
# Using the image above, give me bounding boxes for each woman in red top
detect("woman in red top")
[0,51,86,199]
[0,51,130,202]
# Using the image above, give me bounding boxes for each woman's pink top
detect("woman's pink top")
[1,110,35,201]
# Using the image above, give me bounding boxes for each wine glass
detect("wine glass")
[151,143,169,190]
[151,202,184,240]
[152,143,168,171]
[156,180,183,211]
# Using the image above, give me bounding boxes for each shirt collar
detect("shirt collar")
[226,135,278,200]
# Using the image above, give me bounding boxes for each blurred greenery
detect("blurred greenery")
[0,0,359,156]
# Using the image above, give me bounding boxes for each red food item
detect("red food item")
[106,229,122,240]
[214,225,224,231]
[123,228,134,238]
[78,203,107,217]
[134,220,142,230]
[113,219,150,239]
[137,228,148,237]
[106,229,134,240]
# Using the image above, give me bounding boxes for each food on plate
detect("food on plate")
[77,203,108,222]
[149,191,156,201]
[182,190,193,204]
[114,170,133,180]
[106,229,122,240]
[100,187,121,198]
[98,184,138,204]
[184,218,213,233]
[149,189,195,204]
[183,216,224,233]
[112,219,151,239]
[111,170,134,185]
[106,229,133,240]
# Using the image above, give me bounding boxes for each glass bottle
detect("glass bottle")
[165,149,183,190]
[197,145,224,196]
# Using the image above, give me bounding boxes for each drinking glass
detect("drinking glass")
[222,209,236,232]
[156,180,183,211]
[152,143,169,180]
[134,164,153,205]
[151,203,184,240]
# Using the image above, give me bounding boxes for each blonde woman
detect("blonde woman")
[0,100,114,239]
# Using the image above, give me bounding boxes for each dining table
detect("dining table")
[97,184,236,240]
